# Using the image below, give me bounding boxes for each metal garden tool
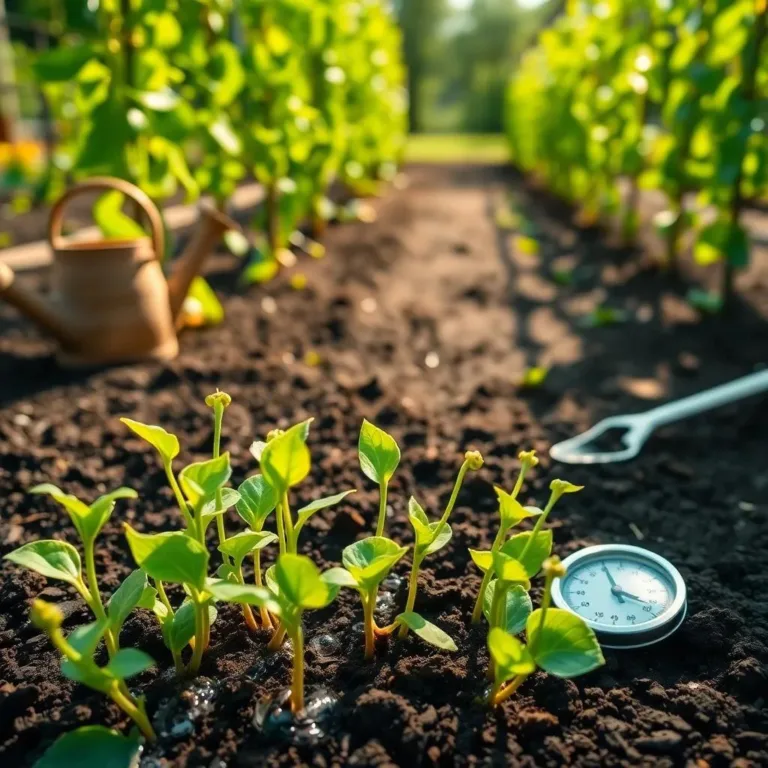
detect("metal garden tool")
[550,369,768,464]
[0,176,237,366]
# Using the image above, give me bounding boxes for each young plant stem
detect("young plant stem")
[363,589,376,660]
[253,550,274,629]
[187,595,208,676]
[375,481,388,537]
[397,551,424,639]
[275,498,287,555]
[283,493,296,553]
[164,460,194,531]
[48,624,156,741]
[289,624,305,714]
[110,682,156,742]
[268,621,287,652]
[529,569,555,659]
[82,542,118,657]
[211,399,229,559]
[471,459,533,624]
[471,528,505,624]
[437,458,471,529]
[518,489,560,563]
[491,673,530,707]
[235,564,258,632]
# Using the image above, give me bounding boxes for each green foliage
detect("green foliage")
[260,420,313,495]
[4,540,83,588]
[358,419,401,485]
[506,0,768,296]
[120,418,179,464]
[395,611,457,652]
[34,726,142,768]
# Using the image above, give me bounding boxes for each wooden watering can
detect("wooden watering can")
[0,177,237,366]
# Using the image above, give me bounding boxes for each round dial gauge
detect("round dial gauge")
[551,544,687,649]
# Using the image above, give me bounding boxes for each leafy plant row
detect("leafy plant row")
[506,0,767,305]
[23,0,406,280]
[6,392,604,765]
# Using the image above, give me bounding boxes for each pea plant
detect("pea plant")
[507,0,768,305]
[10,394,607,761]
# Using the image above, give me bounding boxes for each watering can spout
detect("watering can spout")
[0,261,79,349]
[167,202,239,322]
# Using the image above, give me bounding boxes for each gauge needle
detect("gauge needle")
[614,589,648,604]
[601,563,625,604]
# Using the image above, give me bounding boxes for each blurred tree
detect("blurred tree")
[394,0,447,132]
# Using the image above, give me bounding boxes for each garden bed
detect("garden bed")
[1,164,767,766]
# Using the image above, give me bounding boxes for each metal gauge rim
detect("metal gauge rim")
[550,544,687,650]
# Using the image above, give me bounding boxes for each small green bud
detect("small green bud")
[266,428,285,443]
[542,555,567,580]
[205,390,232,410]
[518,449,539,468]
[550,479,583,497]
[465,450,484,471]
[30,599,63,632]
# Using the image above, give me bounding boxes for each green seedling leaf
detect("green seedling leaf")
[396,612,457,651]
[168,601,195,652]
[105,648,154,679]
[483,581,532,634]
[260,420,313,493]
[500,530,553,578]
[527,608,605,678]
[686,288,723,314]
[425,521,452,555]
[492,552,531,588]
[120,418,179,463]
[124,526,209,591]
[4,540,82,587]
[107,569,148,633]
[30,484,138,543]
[33,725,142,768]
[495,486,541,530]
[296,490,356,535]
[408,496,429,526]
[580,306,627,328]
[322,567,359,588]
[68,619,109,656]
[275,554,338,610]
[179,453,232,508]
[236,475,277,530]
[218,531,278,565]
[488,627,536,682]
[206,580,280,614]
[202,488,241,517]
[359,419,400,484]
[342,536,408,590]
[469,548,493,572]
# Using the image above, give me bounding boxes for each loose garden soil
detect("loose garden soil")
[1,164,768,767]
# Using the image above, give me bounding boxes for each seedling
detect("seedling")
[34,726,142,768]
[470,471,583,625]
[324,537,408,659]
[267,554,340,713]
[254,420,355,557]
[358,419,400,537]
[206,390,233,557]
[487,556,604,707]
[5,484,139,657]
[124,526,213,676]
[29,599,156,741]
[397,450,484,640]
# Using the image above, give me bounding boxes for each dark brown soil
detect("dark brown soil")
[1,164,768,767]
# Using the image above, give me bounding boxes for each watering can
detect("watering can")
[0,177,237,366]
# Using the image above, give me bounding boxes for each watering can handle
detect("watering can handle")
[48,176,165,260]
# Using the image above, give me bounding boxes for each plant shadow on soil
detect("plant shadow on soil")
[1,163,768,766]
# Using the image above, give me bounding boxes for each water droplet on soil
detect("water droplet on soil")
[381,573,404,592]
[309,633,341,659]
[375,591,396,618]
[246,649,289,682]
[253,687,339,745]
[153,677,217,740]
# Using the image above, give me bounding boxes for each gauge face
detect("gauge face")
[551,544,687,649]
[561,556,673,628]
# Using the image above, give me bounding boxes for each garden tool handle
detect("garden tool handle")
[646,369,768,427]
[48,176,165,260]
